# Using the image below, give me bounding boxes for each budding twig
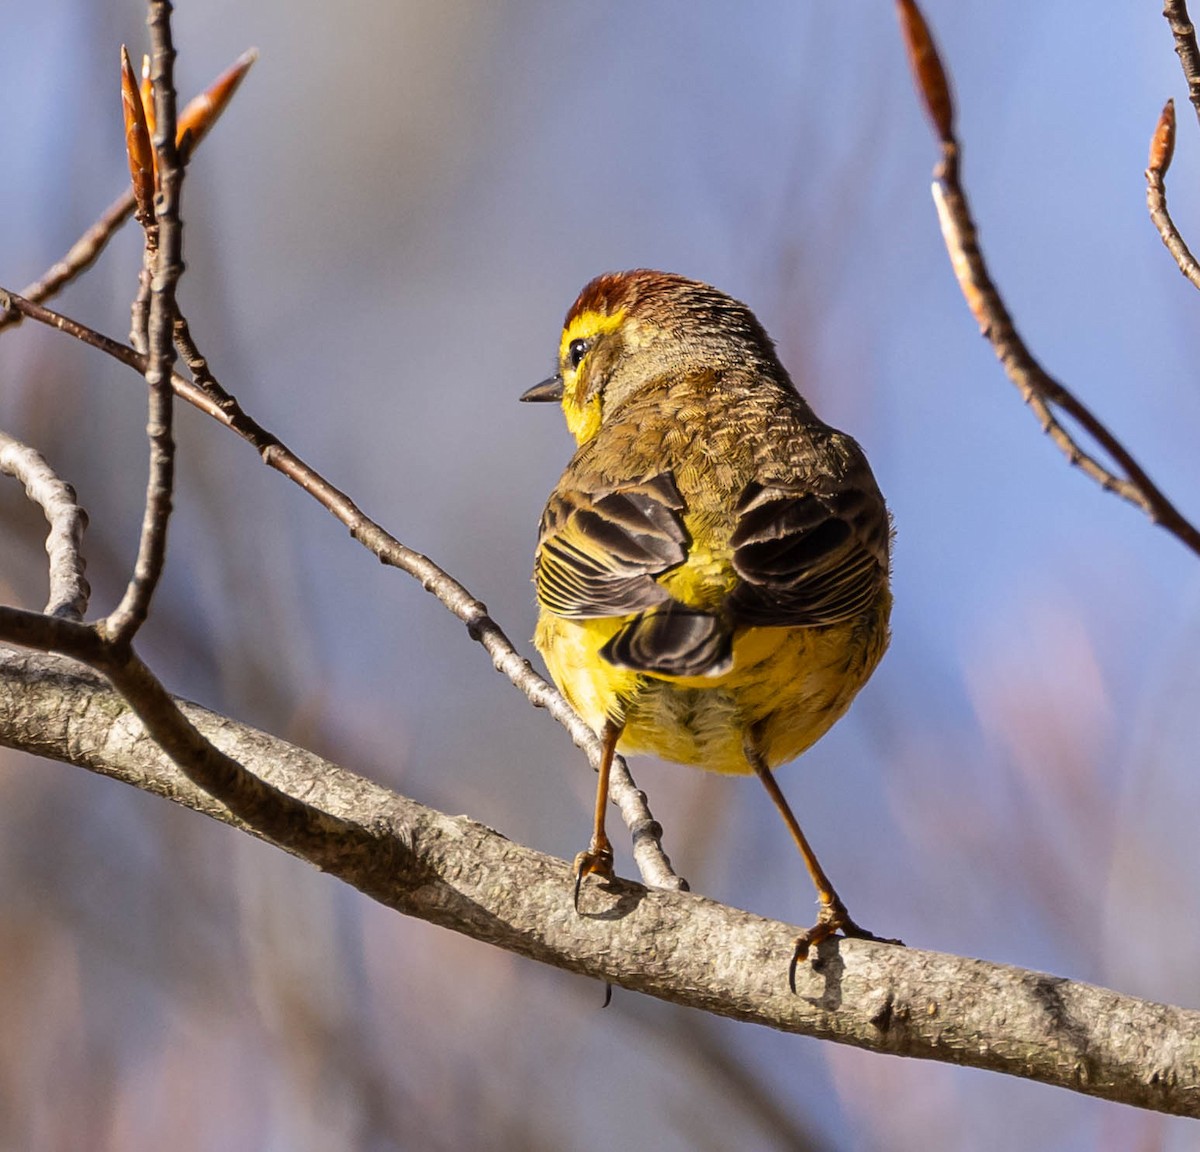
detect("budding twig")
[0,49,256,336]
[1146,99,1200,293]
[896,0,1200,559]
[103,2,184,648]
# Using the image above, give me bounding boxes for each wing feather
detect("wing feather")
[727,480,888,627]
[534,472,690,618]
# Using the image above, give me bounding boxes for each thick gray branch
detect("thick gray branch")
[1,647,1197,1118]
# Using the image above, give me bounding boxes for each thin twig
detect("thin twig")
[896,0,1200,560]
[103,2,183,648]
[1145,99,1200,290]
[1164,0,1200,129]
[0,432,90,620]
[0,193,137,336]
[173,310,228,403]
[0,287,686,893]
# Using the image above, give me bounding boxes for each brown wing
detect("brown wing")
[535,470,735,677]
[726,479,889,627]
[534,472,690,618]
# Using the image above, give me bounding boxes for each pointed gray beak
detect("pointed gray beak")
[520,375,564,403]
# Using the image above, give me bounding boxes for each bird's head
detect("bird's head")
[521,270,782,446]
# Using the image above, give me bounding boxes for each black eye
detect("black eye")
[567,338,590,369]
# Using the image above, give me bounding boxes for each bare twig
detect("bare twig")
[1164,0,1200,129]
[0,287,685,893]
[0,193,138,336]
[103,2,184,648]
[0,432,90,620]
[1,648,1198,1118]
[896,0,1200,560]
[1145,99,1200,291]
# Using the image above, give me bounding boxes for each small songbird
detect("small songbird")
[522,270,895,970]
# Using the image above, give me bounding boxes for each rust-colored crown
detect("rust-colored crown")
[564,270,776,358]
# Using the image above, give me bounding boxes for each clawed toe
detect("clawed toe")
[788,901,904,991]
[572,844,615,911]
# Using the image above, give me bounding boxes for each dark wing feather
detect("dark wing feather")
[534,472,690,618]
[600,604,733,678]
[727,480,888,627]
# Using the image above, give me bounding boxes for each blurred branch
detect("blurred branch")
[896,0,1200,560]
[1164,0,1200,128]
[0,648,1197,1118]
[0,286,686,896]
[0,431,90,620]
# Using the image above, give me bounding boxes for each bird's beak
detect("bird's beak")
[520,375,564,403]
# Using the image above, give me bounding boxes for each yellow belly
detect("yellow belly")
[534,593,890,775]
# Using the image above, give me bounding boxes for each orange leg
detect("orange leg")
[573,717,622,910]
[746,739,901,987]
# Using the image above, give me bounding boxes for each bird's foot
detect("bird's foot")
[789,898,904,991]
[572,840,614,911]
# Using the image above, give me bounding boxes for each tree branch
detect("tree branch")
[895,0,1200,559]
[1145,98,1200,291]
[0,49,255,336]
[0,647,1196,1117]
[0,605,363,865]
[103,1,184,646]
[0,430,90,620]
[1164,0,1200,128]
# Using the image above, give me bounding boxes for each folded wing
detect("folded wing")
[727,480,889,627]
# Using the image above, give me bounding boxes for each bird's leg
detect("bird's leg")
[745,738,901,987]
[573,717,622,910]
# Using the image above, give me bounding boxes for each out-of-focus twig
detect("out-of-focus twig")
[1164,0,1200,129]
[0,287,686,895]
[0,49,256,337]
[895,0,1200,560]
[1145,99,1200,291]
[0,432,90,620]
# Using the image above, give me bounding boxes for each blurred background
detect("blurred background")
[1,2,1199,1149]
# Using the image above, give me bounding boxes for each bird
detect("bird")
[521,269,896,974]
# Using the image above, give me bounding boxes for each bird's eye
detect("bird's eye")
[567,338,590,369]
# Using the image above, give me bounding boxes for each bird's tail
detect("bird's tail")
[599,604,733,678]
